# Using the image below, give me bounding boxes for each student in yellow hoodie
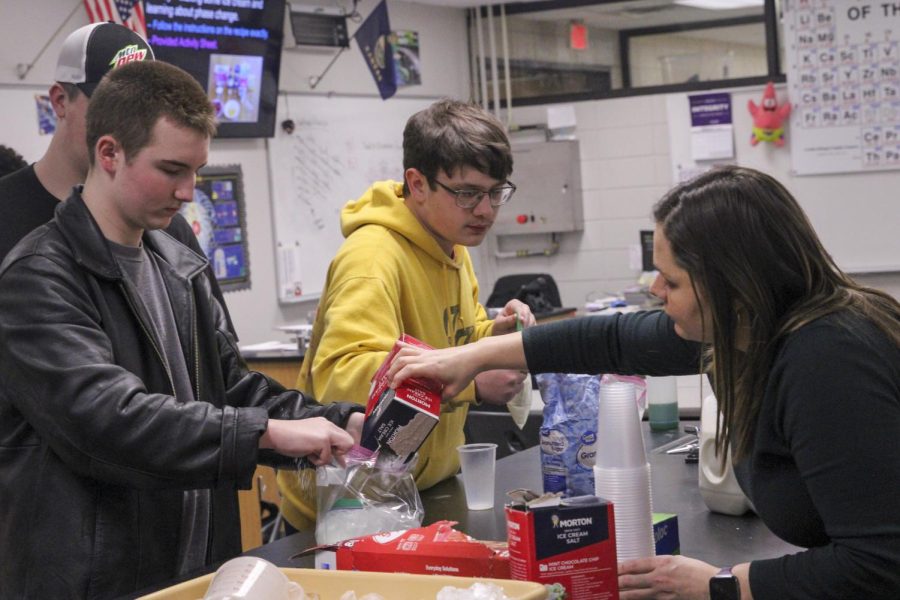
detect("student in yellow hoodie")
[277,99,535,532]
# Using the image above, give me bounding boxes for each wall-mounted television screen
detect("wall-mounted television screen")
[144,0,285,138]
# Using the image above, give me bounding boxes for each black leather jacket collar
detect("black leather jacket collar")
[56,186,208,283]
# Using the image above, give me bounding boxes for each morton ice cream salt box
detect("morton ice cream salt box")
[505,494,619,600]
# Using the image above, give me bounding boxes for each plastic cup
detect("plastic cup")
[593,463,655,561]
[647,376,679,431]
[457,443,497,510]
[595,382,647,469]
[204,557,303,600]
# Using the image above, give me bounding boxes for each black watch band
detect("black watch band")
[709,566,741,600]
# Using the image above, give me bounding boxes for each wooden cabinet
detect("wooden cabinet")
[245,357,302,390]
[238,465,282,550]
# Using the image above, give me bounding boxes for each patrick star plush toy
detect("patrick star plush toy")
[748,82,791,146]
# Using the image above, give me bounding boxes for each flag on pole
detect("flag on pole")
[83,1,147,39]
[353,0,396,100]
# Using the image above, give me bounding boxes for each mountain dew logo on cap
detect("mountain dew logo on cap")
[109,44,149,69]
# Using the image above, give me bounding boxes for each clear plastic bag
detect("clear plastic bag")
[537,373,602,497]
[315,448,424,548]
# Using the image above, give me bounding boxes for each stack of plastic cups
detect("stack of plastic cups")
[593,381,656,561]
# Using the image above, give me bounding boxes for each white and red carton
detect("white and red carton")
[361,334,442,461]
[506,495,619,600]
[333,521,510,578]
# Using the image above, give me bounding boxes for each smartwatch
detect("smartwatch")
[709,567,741,600]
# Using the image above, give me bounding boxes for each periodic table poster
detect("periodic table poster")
[784,0,900,174]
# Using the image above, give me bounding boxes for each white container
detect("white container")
[646,376,679,431]
[698,394,754,516]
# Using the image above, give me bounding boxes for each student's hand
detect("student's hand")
[474,370,528,405]
[345,412,364,445]
[388,343,479,400]
[259,417,355,467]
[491,299,535,335]
[618,555,720,600]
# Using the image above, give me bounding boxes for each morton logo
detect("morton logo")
[109,45,149,69]
[554,515,593,528]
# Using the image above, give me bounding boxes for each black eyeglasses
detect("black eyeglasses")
[433,179,517,209]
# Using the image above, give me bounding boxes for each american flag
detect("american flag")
[83,1,147,39]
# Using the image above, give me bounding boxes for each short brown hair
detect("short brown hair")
[86,61,216,166]
[402,99,512,195]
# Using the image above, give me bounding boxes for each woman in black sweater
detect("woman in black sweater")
[388,166,900,599]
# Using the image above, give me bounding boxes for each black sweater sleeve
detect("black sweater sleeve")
[522,310,703,376]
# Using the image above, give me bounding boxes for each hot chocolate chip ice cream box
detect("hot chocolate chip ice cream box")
[505,494,619,600]
[362,334,441,461]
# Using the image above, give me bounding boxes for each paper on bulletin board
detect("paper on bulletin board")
[689,92,734,161]
[276,242,306,302]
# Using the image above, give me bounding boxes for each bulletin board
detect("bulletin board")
[666,88,900,274]
[783,0,900,175]
[178,165,251,292]
[266,94,433,303]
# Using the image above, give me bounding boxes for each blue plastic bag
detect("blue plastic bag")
[538,374,648,497]
[537,373,601,497]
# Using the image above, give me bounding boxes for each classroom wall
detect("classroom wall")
[0,0,471,346]
[485,96,672,307]
[220,0,472,345]
[487,93,900,308]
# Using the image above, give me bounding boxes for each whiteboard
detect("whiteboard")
[267,94,434,303]
[666,88,900,274]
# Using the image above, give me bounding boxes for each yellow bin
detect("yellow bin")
[139,568,548,600]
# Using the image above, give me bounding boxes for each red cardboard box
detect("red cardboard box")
[334,521,510,579]
[361,335,442,461]
[506,495,619,600]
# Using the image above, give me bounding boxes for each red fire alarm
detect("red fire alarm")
[570,22,588,51]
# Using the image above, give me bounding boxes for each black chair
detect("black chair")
[486,273,562,315]
[464,405,542,460]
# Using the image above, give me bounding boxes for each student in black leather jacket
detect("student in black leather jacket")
[0,61,364,599]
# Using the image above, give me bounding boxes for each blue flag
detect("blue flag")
[354,0,397,100]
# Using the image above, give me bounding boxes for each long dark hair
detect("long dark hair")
[654,165,900,460]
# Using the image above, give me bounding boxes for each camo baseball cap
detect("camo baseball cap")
[54,22,154,97]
